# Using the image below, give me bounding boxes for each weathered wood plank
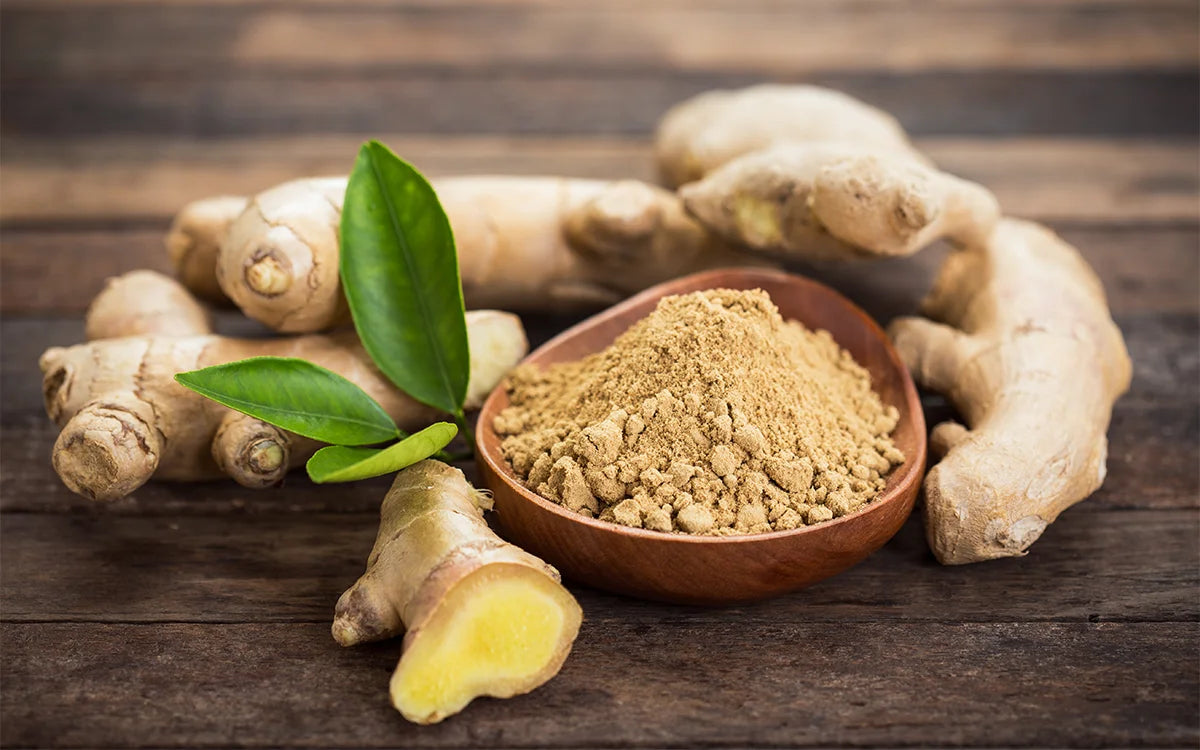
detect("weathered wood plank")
[2,311,1194,514]
[5,0,1192,7]
[2,399,1194,515]
[0,228,177,314]
[2,509,1196,624]
[2,620,1196,748]
[3,214,1198,326]
[0,224,1167,316]
[3,70,1196,139]
[0,136,657,223]
[4,222,1196,317]
[3,137,1195,224]
[3,2,1195,76]
[6,311,1195,414]
[0,4,1192,748]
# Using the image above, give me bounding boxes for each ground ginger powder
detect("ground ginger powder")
[494,289,904,535]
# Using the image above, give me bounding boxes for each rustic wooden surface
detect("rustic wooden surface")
[1,1,1197,747]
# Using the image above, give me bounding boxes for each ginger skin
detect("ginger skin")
[679,144,999,263]
[207,175,757,332]
[334,460,581,724]
[443,177,759,310]
[655,85,998,263]
[889,219,1132,564]
[166,195,247,306]
[216,178,349,332]
[86,271,212,340]
[41,310,527,500]
[654,84,927,188]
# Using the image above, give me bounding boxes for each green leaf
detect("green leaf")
[306,422,458,483]
[340,141,469,414]
[175,357,400,446]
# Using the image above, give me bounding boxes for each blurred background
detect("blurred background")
[1,0,1196,317]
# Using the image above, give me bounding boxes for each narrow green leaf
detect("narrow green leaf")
[306,422,458,483]
[340,141,469,414]
[175,357,399,446]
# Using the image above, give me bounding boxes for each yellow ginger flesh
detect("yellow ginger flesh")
[333,460,582,724]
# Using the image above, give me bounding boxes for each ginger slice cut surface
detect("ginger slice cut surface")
[335,461,582,724]
[391,563,577,724]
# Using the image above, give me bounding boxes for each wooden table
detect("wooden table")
[2,2,1197,747]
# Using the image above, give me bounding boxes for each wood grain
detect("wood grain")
[4,509,1196,625]
[2,0,1196,745]
[3,1,1196,75]
[3,312,1195,516]
[3,137,1194,223]
[5,0,1195,7]
[3,221,1197,315]
[4,70,1196,139]
[3,621,1196,748]
[2,398,1195,516]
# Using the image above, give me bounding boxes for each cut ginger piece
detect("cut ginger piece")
[333,460,582,724]
[391,564,579,723]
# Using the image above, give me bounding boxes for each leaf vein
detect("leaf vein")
[182,384,393,437]
[366,146,460,413]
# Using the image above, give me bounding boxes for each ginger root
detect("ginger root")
[655,83,926,188]
[889,219,1132,564]
[654,85,998,263]
[203,175,755,332]
[40,310,527,500]
[216,178,350,332]
[85,270,212,340]
[679,143,999,263]
[166,195,247,306]
[333,460,581,724]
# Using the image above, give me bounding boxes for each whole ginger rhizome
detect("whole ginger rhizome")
[495,289,904,535]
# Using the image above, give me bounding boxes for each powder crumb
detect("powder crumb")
[710,444,740,477]
[496,288,904,535]
[677,503,715,534]
[644,506,673,532]
[611,499,643,528]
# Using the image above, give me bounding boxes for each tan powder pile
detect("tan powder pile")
[494,289,904,535]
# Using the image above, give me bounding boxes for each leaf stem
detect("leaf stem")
[453,409,476,457]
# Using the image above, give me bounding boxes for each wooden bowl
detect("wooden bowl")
[476,268,926,605]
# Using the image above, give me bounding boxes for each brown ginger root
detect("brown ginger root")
[654,84,997,263]
[446,177,762,310]
[214,176,758,332]
[85,270,212,340]
[84,271,289,489]
[216,178,349,332]
[679,143,999,263]
[211,411,292,488]
[40,310,527,500]
[166,195,247,306]
[888,219,1132,564]
[332,460,582,724]
[654,84,927,187]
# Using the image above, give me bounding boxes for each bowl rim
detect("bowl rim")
[476,267,927,546]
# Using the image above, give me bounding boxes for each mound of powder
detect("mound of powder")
[494,288,904,535]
